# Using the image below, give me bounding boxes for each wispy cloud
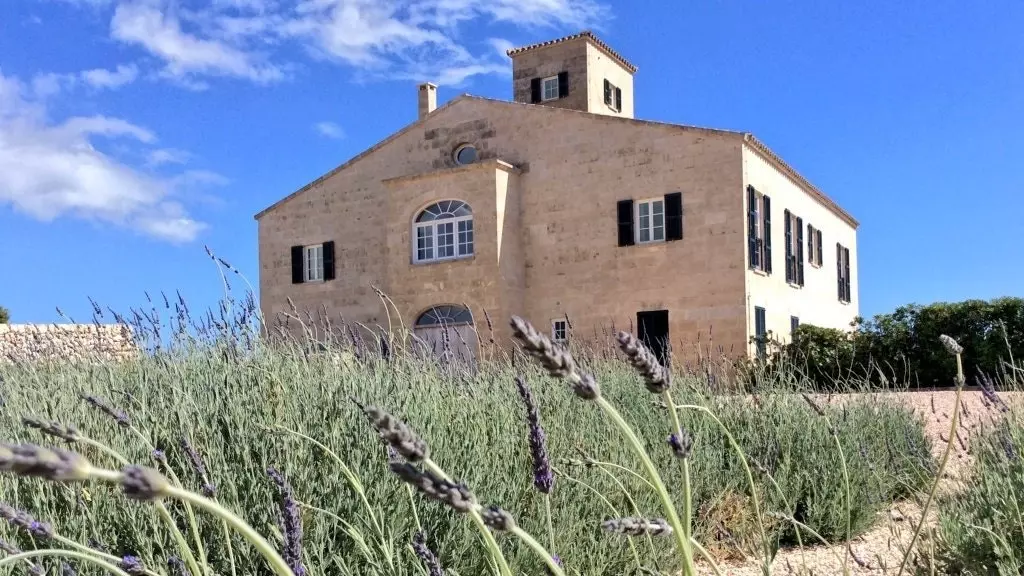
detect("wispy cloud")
[56,0,610,88]
[81,64,139,89]
[110,2,284,84]
[313,121,344,139]
[0,69,213,243]
[147,147,191,166]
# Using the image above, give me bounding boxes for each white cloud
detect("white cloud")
[147,147,191,166]
[0,69,209,243]
[54,0,610,88]
[81,64,139,89]
[313,121,344,139]
[111,2,284,83]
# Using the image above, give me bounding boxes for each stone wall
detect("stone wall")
[0,324,138,363]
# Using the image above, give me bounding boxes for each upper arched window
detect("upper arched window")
[415,305,474,327]
[414,200,474,263]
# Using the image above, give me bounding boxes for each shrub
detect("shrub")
[933,405,1024,574]
[0,306,8,324]
[0,326,934,576]
[779,297,1024,390]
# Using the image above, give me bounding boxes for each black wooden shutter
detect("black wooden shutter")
[763,195,772,274]
[617,199,635,247]
[816,230,823,266]
[615,87,622,111]
[323,241,336,281]
[747,186,758,269]
[836,243,843,300]
[843,247,851,302]
[664,192,683,241]
[603,79,611,105]
[784,210,793,282]
[557,71,569,98]
[796,217,805,286]
[530,78,541,103]
[291,245,304,284]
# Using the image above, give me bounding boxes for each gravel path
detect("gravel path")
[691,389,1018,575]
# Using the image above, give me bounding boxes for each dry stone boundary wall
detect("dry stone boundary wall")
[0,324,138,363]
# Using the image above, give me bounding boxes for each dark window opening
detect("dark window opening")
[637,309,670,366]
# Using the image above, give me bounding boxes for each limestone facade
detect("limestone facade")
[255,31,859,361]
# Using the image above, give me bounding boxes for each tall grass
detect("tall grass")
[0,294,936,575]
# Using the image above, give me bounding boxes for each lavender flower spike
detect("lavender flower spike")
[120,556,146,575]
[411,531,446,576]
[267,467,305,576]
[168,556,190,576]
[0,540,44,576]
[0,503,54,538]
[180,437,216,498]
[80,394,131,428]
[514,375,554,494]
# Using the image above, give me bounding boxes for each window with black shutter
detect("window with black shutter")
[815,229,823,267]
[784,209,793,283]
[747,186,759,270]
[754,306,767,359]
[557,71,569,98]
[836,242,852,303]
[843,246,851,303]
[664,192,683,241]
[796,216,804,286]
[614,87,622,112]
[604,79,611,105]
[530,78,541,103]
[323,240,336,281]
[291,246,304,284]
[791,316,800,336]
[763,195,772,274]
[617,199,635,247]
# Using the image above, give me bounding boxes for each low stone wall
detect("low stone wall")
[0,323,138,363]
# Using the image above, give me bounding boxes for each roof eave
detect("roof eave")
[742,133,859,229]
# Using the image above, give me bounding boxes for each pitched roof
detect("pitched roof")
[254,95,857,228]
[505,30,638,74]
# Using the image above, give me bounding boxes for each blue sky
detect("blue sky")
[0,0,1021,324]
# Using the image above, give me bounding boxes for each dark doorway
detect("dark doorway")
[637,310,670,365]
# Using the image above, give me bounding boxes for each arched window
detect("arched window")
[414,200,474,263]
[415,305,474,327]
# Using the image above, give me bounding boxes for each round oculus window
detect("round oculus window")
[454,144,478,165]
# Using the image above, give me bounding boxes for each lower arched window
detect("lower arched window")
[414,200,473,263]
[415,305,474,327]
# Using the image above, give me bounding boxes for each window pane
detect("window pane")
[437,222,454,258]
[653,225,664,241]
[639,202,650,217]
[458,219,473,255]
[639,227,650,243]
[417,225,433,261]
[653,201,664,216]
[543,78,559,100]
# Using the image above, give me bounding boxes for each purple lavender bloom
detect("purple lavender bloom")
[151,449,167,463]
[668,431,694,460]
[180,438,216,498]
[168,556,190,576]
[514,376,554,494]
[411,531,445,576]
[0,503,54,538]
[120,556,146,575]
[80,394,131,428]
[545,554,563,575]
[267,467,305,576]
[61,562,77,576]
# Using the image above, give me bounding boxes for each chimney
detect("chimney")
[418,82,437,119]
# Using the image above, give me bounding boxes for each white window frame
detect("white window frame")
[304,244,324,282]
[413,202,474,264]
[551,319,568,343]
[541,75,560,101]
[635,198,665,244]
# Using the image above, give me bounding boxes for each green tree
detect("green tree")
[0,306,8,323]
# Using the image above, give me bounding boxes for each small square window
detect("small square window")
[636,199,665,243]
[541,76,560,101]
[304,244,324,282]
[551,319,568,343]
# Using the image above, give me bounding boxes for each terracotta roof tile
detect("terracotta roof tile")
[505,30,638,74]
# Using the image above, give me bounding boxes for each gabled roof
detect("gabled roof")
[254,95,858,228]
[505,30,638,74]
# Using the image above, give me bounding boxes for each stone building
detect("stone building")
[254,31,859,362]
